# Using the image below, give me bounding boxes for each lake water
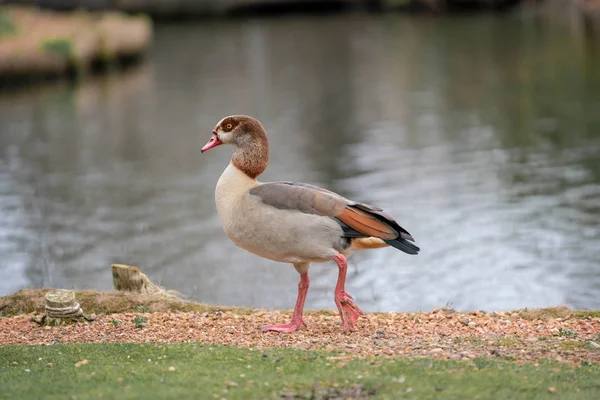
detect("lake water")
[1,12,600,312]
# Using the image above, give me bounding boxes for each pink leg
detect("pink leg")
[333,254,363,331]
[262,273,309,333]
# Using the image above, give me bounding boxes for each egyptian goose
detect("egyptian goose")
[201,115,419,332]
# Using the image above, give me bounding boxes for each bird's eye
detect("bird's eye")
[226,123,233,130]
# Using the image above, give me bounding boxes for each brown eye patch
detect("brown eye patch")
[222,119,237,132]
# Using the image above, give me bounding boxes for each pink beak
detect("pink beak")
[201,132,222,153]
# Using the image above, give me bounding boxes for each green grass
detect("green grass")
[452,336,485,346]
[41,38,73,58]
[0,10,17,37]
[558,341,587,350]
[1,343,599,400]
[132,315,148,328]
[496,336,521,347]
[517,307,600,321]
[556,328,579,338]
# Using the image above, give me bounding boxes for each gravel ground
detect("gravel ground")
[2,309,599,365]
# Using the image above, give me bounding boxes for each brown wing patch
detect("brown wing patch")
[312,191,347,216]
[338,207,398,240]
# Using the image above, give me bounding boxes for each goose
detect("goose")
[201,115,419,332]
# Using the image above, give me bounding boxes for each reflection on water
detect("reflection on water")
[1,13,599,312]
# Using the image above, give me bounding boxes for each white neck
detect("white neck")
[215,162,259,218]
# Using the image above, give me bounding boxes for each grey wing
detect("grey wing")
[248,182,349,216]
[249,182,420,255]
[248,182,399,240]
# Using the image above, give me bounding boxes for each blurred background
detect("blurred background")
[1,0,599,313]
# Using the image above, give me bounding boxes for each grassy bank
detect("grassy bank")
[1,342,599,400]
[2,288,600,320]
[0,288,254,317]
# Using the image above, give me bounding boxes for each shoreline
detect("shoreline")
[0,6,151,82]
[1,289,599,365]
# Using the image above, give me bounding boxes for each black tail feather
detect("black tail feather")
[384,239,420,255]
[336,205,420,255]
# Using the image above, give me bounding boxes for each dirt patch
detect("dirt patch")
[1,302,599,365]
[281,384,375,399]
